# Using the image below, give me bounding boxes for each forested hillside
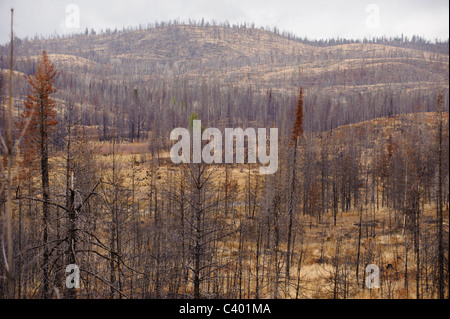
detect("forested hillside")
[0,22,448,299]
[1,23,448,139]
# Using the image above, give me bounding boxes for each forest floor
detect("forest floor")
[57,136,447,299]
[40,112,449,298]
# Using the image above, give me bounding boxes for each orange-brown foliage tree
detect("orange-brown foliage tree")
[290,87,304,145]
[17,50,59,176]
[17,50,59,298]
[286,87,304,279]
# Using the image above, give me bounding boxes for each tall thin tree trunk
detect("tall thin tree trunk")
[414,191,420,299]
[5,7,15,299]
[66,188,76,299]
[356,206,363,285]
[255,225,261,299]
[436,91,445,299]
[40,99,50,299]
[194,182,201,299]
[286,139,298,280]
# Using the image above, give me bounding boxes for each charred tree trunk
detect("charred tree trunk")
[40,97,51,299]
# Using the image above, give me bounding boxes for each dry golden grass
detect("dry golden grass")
[33,112,447,298]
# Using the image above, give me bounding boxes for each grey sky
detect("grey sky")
[0,0,448,45]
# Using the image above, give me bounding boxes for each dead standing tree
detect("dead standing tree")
[0,8,15,298]
[286,87,304,280]
[436,91,446,299]
[16,50,59,298]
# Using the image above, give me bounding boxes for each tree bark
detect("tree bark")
[40,97,50,298]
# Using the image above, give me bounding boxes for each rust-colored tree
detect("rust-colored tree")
[286,87,304,280]
[18,51,59,173]
[17,50,59,298]
[290,87,304,145]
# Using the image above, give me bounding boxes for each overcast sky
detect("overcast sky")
[0,0,448,45]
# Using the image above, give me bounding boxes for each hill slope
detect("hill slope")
[1,24,448,137]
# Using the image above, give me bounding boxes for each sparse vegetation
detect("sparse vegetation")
[0,20,448,299]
